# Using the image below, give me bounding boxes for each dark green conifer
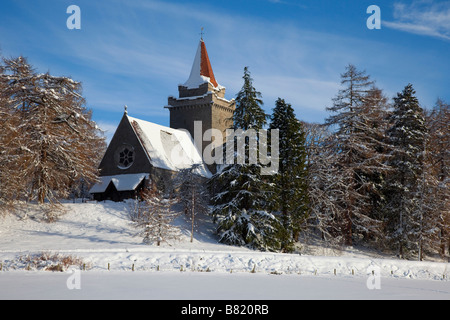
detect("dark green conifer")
[269,98,308,252]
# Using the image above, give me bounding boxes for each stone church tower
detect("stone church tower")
[90,38,234,201]
[166,39,235,156]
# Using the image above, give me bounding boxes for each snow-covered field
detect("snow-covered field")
[0,201,449,300]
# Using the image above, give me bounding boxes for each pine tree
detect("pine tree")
[0,56,105,207]
[383,84,428,259]
[211,67,280,251]
[325,64,387,246]
[269,98,308,252]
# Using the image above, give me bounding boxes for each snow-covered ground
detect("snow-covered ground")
[0,201,449,300]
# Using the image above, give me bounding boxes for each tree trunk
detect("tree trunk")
[191,188,195,243]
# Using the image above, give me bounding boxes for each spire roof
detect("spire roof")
[183,39,220,89]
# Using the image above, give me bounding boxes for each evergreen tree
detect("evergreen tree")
[383,84,428,258]
[357,86,393,227]
[211,67,279,251]
[269,98,308,252]
[211,164,279,250]
[232,66,267,130]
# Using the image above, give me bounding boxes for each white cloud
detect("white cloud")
[384,1,450,41]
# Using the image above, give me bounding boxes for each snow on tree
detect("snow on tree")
[414,136,441,261]
[383,83,428,259]
[174,164,210,242]
[268,98,308,252]
[324,64,389,246]
[0,56,105,207]
[135,183,180,246]
[0,71,21,209]
[232,66,267,130]
[301,122,347,245]
[211,163,281,250]
[210,67,280,251]
[420,98,449,258]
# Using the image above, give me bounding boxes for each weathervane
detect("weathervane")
[200,27,204,40]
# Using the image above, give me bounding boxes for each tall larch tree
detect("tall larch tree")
[325,64,388,246]
[421,98,449,258]
[0,56,105,207]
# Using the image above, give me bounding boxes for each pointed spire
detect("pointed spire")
[183,38,219,89]
[199,40,218,87]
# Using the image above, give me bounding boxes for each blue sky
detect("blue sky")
[1,0,449,142]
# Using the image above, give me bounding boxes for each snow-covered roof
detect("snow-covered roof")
[127,115,211,178]
[90,173,148,193]
[182,40,223,90]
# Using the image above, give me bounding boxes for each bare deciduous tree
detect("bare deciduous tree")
[136,184,181,246]
[174,164,210,243]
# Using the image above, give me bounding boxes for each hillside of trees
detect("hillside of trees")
[209,64,449,260]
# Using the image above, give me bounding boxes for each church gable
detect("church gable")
[96,112,211,180]
[97,113,153,177]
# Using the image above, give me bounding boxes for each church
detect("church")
[90,38,235,201]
